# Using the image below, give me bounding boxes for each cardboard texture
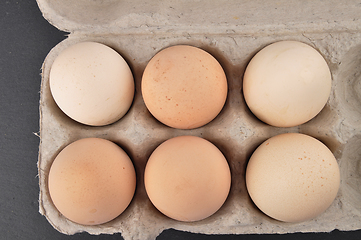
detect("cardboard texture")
[36,0,361,239]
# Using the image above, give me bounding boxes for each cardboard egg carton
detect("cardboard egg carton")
[37,0,361,239]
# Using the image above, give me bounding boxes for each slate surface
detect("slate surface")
[1,1,361,240]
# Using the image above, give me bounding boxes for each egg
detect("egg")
[246,133,340,223]
[141,45,228,129]
[144,136,231,222]
[48,138,136,225]
[243,41,332,127]
[50,41,134,126]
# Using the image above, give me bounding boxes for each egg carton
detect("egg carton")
[36,0,361,239]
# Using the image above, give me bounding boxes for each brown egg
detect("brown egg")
[48,138,136,225]
[144,136,231,222]
[246,133,340,223]
[141,45,228,129]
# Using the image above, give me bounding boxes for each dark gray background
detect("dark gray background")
[1,1,360,239]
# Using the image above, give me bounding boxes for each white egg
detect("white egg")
[246,133,340,223]
[243,41,331,127]
[50,41,134,126]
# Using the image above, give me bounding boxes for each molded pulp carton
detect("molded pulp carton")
[37,1,361,239]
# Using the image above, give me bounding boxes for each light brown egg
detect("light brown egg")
[48,138,136,225]
[50,41,134,126]
[144,136,231,222]
[141,45,228,129]
[243,41,331,127]
[246,133,340,223]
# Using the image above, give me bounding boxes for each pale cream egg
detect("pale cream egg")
[50,41,134,126]
[48,138,136,225]
[141,45,228,129]
[246,133,340,223]
[243,41,332,127]
[144,136,231,222]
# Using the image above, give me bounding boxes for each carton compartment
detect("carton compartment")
[336,44,361,127]
[340,134,361,213]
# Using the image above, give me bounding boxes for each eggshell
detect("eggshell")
[243,41,332,127]
[144,136,231,222]
[141,45,228,129]
[246,133,340,223]
[48,138,136,225]
[49,41,134,126]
